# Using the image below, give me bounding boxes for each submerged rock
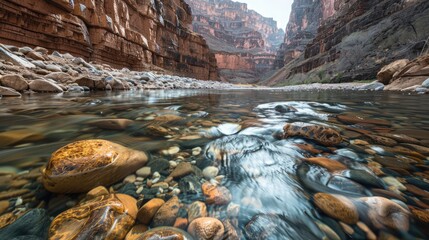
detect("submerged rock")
[42,139,148,193]
[283,122,342,146]
[136,226,194,240]
[313,193,359,224]
[49,193,137,240]
[0,209,50,240]
[187,217,224,240]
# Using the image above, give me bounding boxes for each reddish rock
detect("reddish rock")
[304,157,347,171]
[283,122,342,146]
[0,0,218,80]
[337,115,391,126]
[137,198,165,225]
[152,196,180,227]
[202,182,232,205]
[186,0,284,83]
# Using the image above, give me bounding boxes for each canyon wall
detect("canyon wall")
[0,0,218,80]
[269,0,429,85]
[185,0,284,83]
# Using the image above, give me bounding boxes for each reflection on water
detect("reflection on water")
[1,89,429,239]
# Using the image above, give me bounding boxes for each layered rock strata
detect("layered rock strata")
[0,0,218,80]
[186,0,284,83]
[269,0,429,86]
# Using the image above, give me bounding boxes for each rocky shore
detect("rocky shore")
[0,43,235,98]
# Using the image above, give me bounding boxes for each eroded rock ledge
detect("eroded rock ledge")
[0,0,218,80]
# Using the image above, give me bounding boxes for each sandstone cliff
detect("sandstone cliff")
[269,0,429,86]
[0,0,218,80]
[185,0,284,83]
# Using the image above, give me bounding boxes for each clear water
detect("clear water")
[1,89,429,239]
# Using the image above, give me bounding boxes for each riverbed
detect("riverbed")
[0,89,428,239]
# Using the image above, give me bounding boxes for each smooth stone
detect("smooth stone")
[173,217,188,230]
[356,221,377,240]
[313,193,359,224]
[137,198,165,225]
[33,46,48,55]
[202,166,219,180]
[0,129,44,147]
[88,119,134,130]
[374,156,412,170]
[45,64,62,72]
[74,76,106,90]
[358,81,384,91]
[304,157,347,172]
[188,201,207,223]
[86,186,109,199]
[404,184,429,198]
[367,135,397,147]
[49,194,137,239]
[0,74,28,91]
[283,122,342,146]
[341,169,386,189]
[371,188,407,202]
[217,123,241,135]
[124,224,148,240]
[0,86,21,97]
[135,226,194,240]
[29,79,63,92]
[358,196,409,232]
[154,114,184,122]
[422,77,429,88]
[406,177,429,191]
[379,133,420,145]
[401,143,429,155]
[136,167,151,178]
[152,196,180,227]
[123,174,137,184]
[168,162,193,179]
[201,182,232,205]
[42,139,148,193]
[0,189,30,201]
[382,177,406,191]
[0,44,36,68]
[0,209,50,239]
[26,51,45,61]
[44,72,73,83]
[187,217,224,240]
[337,115,391,126]
[0,201,9,215]
[162,146,180,156]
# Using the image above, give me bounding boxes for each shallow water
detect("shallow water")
[1,89,429,239]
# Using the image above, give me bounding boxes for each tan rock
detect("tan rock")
[202,182,232,205]
[173,217,188,230]
[169,162,193,179]
[0,86,21,97]
[0,74,28,91]
[75,76,106,90]
[26,50,45,61]
[135,226,194,239]
[88,118,134,130]
[283,122,342,146]
[313,193,359,224]
[0,201,9,215]
[188,201,207,223]
[42,139,148,193]
[152,196,180,227]
[359,196,409,232]
[86,186,109,199]
[137,198,165,225]
[29,79,63,92]
[125,224,148,240]
[304,157,347,172]
[377,59,409,84]
[0,129,44,147]
[49,193,137,240]
[187,217,224,240]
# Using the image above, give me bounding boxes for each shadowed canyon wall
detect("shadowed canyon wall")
[0,0,218,80]
[269,0,429,86]
[185,0,284,83]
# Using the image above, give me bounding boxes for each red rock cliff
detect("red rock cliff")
[269,0,429,85]
[185,0,284,83]
[0,0,218,80]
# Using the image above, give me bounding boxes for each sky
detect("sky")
[237,0,292,30]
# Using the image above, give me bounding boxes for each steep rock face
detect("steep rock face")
[269,0,429,85]
[0,0,218,80]
[185,0,284,83]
